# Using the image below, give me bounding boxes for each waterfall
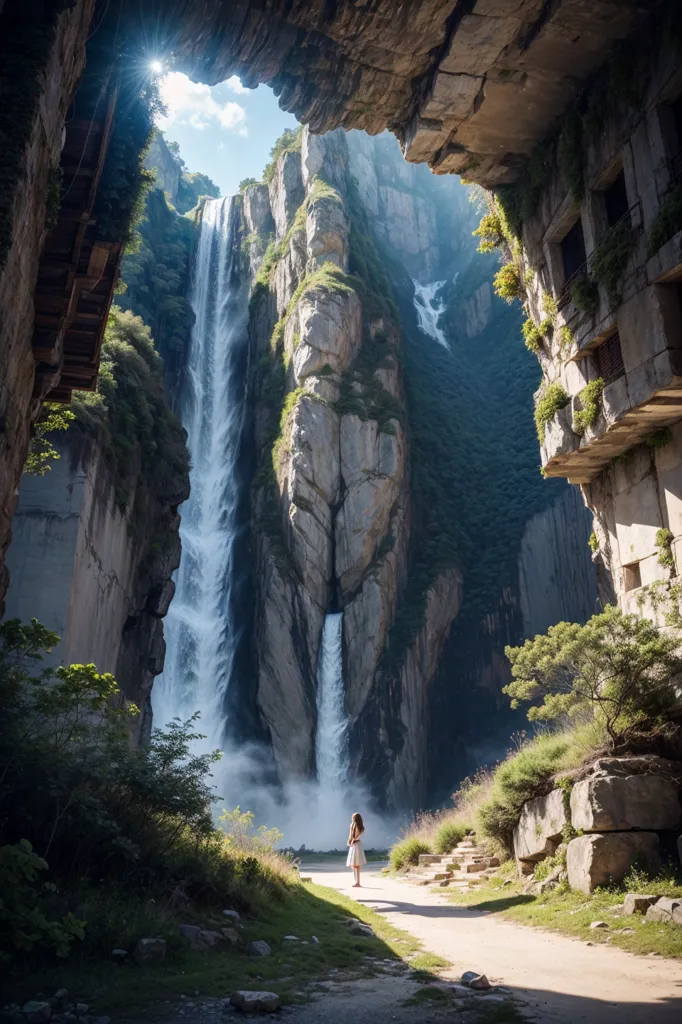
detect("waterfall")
[413,279,448,348]
[153,197,248,747]
[315,612,349,793]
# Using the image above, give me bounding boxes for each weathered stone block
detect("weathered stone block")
[570,774,681,832]
[133,937,166,964]
[513,789,566,864]
[230,992,281,1012]
[566,833,660,894]
[645,897,682,925]
[623,893,658,915]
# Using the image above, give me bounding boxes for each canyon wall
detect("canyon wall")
[4,434,188,740]
[240,129,598,808]
[243,130,462,805]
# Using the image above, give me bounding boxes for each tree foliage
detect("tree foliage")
[24,403,74,476]
[504,605,682,745]
[70,306,189,512]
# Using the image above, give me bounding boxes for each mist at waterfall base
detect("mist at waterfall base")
[153,197,398,852]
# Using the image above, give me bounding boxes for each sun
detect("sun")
[150,60,164,74]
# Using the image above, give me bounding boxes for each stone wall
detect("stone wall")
[0,0,95,615]
[514,27,682,621]
[4,434,187,742]
[514,758,682,892]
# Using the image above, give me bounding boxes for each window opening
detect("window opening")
[596,331,625,385]
[623,562,641,592]
[604,170,629,227]
[561,218,587,283]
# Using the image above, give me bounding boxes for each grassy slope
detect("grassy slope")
[441,863,682,959]
[8,882,448,1015]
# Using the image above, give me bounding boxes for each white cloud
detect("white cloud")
[225,75,248,95]
[157,72,247,135]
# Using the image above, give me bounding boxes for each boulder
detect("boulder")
[22,1004,51,1024]
[50,993,68,1013]
[514,789,566,864]
[566,833,661,893]
[221,927,240,945]
[197,930,223,948]
[222,909,240,922]
[246,940,272,957]
[230,991,281,1013]
[133,937,166,965]
[645,898,682,925]
[570,774,681,832]
[460,971,490,990]
[623,893,658,915]
[178,924,204,950]
[348,921,374,938]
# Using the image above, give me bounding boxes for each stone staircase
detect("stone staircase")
[412,838,500,888]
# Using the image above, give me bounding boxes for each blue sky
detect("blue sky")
[156,72,299,196]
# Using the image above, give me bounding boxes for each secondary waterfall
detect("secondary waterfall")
[413,279,448,348]
[153,197,248,747]
[315,613,349,792]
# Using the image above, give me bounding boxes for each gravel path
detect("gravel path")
[301,863,682,1024]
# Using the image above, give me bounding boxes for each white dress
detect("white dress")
[346,839,367,867]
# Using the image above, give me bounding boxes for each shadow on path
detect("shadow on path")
[354,895,533,919]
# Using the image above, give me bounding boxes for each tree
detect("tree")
[24,403,75,476]
[239,177,258,192]
[504,605,682,746]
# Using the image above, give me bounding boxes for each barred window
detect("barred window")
[596,332,625,385]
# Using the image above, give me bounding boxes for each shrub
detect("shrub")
[433,821,468,854]
[476,733,579,849]
[655,527,675,569]
[389,837,431,871]
[534,382,569,442]
[24,403,74,476]
[239,177,259,192]
[0,618,295,928]
[588,531,598,553]
[573,378,604,434]
[71,306,189,514]
[504,605,682,746]
[493,262,523,303]
[263,126,303,184]
[0,840,85,964]
[571,275,599,315]
[591,219,635,309]
[522,318,542,353]
[647,185,682,258]
[473,212,504,254]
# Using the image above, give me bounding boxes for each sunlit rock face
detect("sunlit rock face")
[4,435,189,743]
[242,130,464,805]
[171,0,643,187]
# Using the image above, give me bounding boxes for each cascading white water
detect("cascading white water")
[413,279,449,348]
[315,613,349,792]
[152,197,248,748]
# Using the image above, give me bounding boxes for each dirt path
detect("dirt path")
[305,863,682,1023]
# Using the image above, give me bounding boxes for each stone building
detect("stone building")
[514,25,682,618]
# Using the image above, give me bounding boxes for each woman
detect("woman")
[346,812,367,887]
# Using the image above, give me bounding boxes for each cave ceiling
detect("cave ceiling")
[164,0,646,187]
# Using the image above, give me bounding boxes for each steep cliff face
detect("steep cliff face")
[4,433,188,741]
[518,487,598,639]
[243,130,461,804]
[0,0,95,615]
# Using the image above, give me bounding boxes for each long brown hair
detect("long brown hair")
[350,812,364,836]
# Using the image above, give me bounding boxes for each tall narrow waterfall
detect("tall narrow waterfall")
[315,613,349,793]
[153,197,248,747]
[413,279,448,348]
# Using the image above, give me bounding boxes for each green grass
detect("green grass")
[6,882,442,1014]
[390,837,431,871]
[442,864,682,959]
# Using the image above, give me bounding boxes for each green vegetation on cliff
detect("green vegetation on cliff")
[70,306,189,513]
[118,188,196,375]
